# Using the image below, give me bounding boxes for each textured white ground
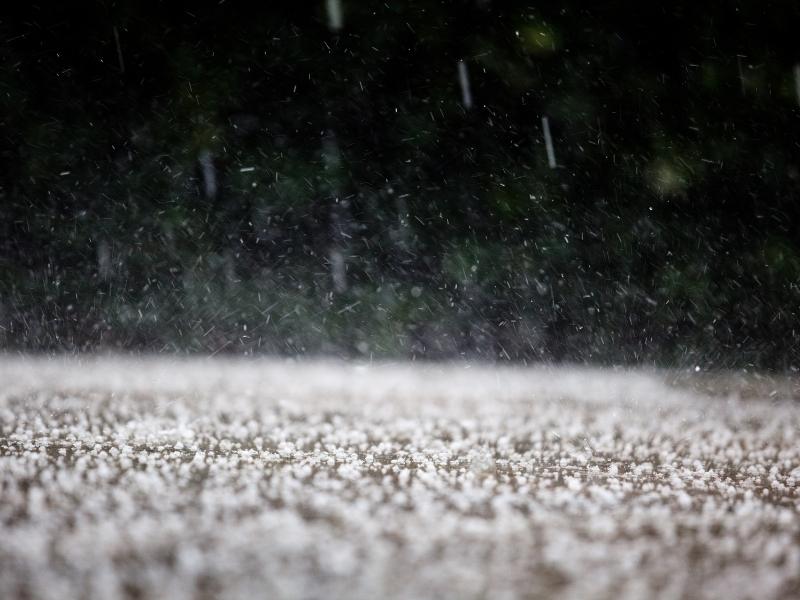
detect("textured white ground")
[1,357,799,600]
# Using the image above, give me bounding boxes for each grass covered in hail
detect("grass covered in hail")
[1,357,799,599]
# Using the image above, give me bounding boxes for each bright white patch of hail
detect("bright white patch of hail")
[0,357,798,599]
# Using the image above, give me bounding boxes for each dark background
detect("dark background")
[1,1,799,369]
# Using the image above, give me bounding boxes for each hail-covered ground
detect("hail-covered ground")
[1,357,799,599]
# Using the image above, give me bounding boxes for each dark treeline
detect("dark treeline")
[1,1,799,368]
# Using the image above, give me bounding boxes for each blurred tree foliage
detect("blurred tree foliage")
[1,0,799,368]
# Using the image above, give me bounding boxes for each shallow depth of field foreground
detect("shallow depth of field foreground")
[1,358,799,599]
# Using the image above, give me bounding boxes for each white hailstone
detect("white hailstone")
[469,448,496,476]
[397,469,411,486]
[337,463,360,480]
[277,442,296,458]
[670,474,685,489]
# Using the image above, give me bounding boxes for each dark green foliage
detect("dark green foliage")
[1,1,799,368]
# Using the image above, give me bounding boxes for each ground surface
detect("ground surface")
[1,357,799,600]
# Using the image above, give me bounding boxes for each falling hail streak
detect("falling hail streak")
[97,240,111,281]
[329,248,347,294]
[458,60,473,110]
[794,64,800,107]
[198,150,217,199]
[737,55,746,96]
[113,27,125,74]
[542,116,557,169]
[326,0,343,31]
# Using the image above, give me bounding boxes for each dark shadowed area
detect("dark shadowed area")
[1,1,799,368]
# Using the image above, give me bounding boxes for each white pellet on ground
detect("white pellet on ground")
[0,356,799,599]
